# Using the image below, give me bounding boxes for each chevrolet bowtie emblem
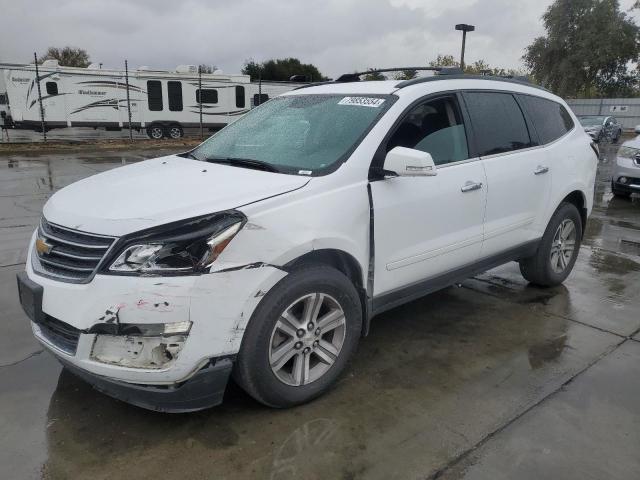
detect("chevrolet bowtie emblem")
[36,238,53,255]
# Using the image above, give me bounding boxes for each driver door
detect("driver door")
[370,94,486,300]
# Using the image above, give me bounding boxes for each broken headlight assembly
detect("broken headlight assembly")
[105,211,246,275]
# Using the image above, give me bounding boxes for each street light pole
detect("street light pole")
[455,24,475,71]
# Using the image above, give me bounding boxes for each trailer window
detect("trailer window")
[253,93,269,107]
[147,81,163,111]
[46,82,58,95]
[168,81,183,111]
[196,89,218,104]
[235,86,245,108]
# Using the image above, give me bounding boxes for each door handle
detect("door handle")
[534,165,549,175]
[461,181,483,193]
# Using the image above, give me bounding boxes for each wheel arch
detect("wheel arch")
[560,190,588,238]
[284,249,370,336]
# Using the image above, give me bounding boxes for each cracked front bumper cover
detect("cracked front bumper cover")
[57,356,234,413]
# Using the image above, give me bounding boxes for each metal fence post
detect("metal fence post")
[33,52,47,142]
[124,60,133,142]
[258,68,262,106]
[198,65,203,140]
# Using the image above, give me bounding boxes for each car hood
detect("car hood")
[43,155,310,236]
[583,125,602,131]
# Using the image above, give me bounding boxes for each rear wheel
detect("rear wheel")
[165,124,183,139]
[233,265,362,408]
[519,202,582,287]
[146,124,164,140]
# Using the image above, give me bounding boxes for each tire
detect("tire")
[146,124,164,140]
[611,180,631,198]
[233,265,362,408]
[165,124,183,139]
[519,202,582,287]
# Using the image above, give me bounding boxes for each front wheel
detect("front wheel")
[519,202,582,287]
[233,265,362,408]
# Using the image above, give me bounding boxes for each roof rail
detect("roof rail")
[334,66,463,83]
[395,73,549,92]
[293,68,548,93]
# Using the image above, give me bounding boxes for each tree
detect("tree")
[362,68,386,81]
[39,47,90,67]
[523,0,640,97]
[427,54,525,77]
[393,69,418,80]
[198,64,217,74]
[428,54,459,68]
[242,58,327,82]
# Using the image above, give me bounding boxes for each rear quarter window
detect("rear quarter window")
[517,95,574,145]
[463,91,533,156]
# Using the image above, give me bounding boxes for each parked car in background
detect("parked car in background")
[611,126,640,197]
[17,71,597,412]
[579,115,622,143]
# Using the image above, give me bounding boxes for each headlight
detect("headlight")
[106,211,245,275]
[617,146,640,159]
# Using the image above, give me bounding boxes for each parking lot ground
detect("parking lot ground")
[0,143,638,479]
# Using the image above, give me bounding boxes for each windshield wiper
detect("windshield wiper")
[181,151,200,160]
[205,157,281,173]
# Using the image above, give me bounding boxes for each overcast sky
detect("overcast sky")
[1,0,639,78]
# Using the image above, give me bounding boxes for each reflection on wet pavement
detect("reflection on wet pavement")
[0,143,638,479]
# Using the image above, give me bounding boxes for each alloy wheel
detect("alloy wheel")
[269,293,346,387]
[550,219,576,274]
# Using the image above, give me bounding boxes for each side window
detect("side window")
[167,81,183,111]
[147,80,163,111]
[385,96,469,165]
[235,86,245,108]
[253,93,269,107]
[46,82,58,95]
[463,92,532,156]
[517,95,574,145]
[196,89,218,104]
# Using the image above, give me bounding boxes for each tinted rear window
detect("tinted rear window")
[463,92,532,156]
[518,95,574,145]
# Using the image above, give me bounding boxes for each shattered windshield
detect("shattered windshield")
[190,94,394,175]
[579,117,605,126]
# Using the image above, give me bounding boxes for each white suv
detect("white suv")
[17,73,597,412]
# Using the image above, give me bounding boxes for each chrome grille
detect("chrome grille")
[33,218,116,282]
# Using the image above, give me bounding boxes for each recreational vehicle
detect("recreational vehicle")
[0,61,305,138]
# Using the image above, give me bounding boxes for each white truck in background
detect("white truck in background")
[0,60,305,138]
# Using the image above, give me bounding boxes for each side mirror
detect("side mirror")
[383,147,437,177]
[634,125,640,135]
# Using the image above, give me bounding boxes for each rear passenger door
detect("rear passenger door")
[462,91,551,257]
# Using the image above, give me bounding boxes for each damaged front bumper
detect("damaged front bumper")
[18,233,288,411]
[57,354,234,413]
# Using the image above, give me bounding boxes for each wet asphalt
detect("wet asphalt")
[0,143,639,479]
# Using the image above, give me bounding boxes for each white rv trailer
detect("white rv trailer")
[0,60,305,138]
